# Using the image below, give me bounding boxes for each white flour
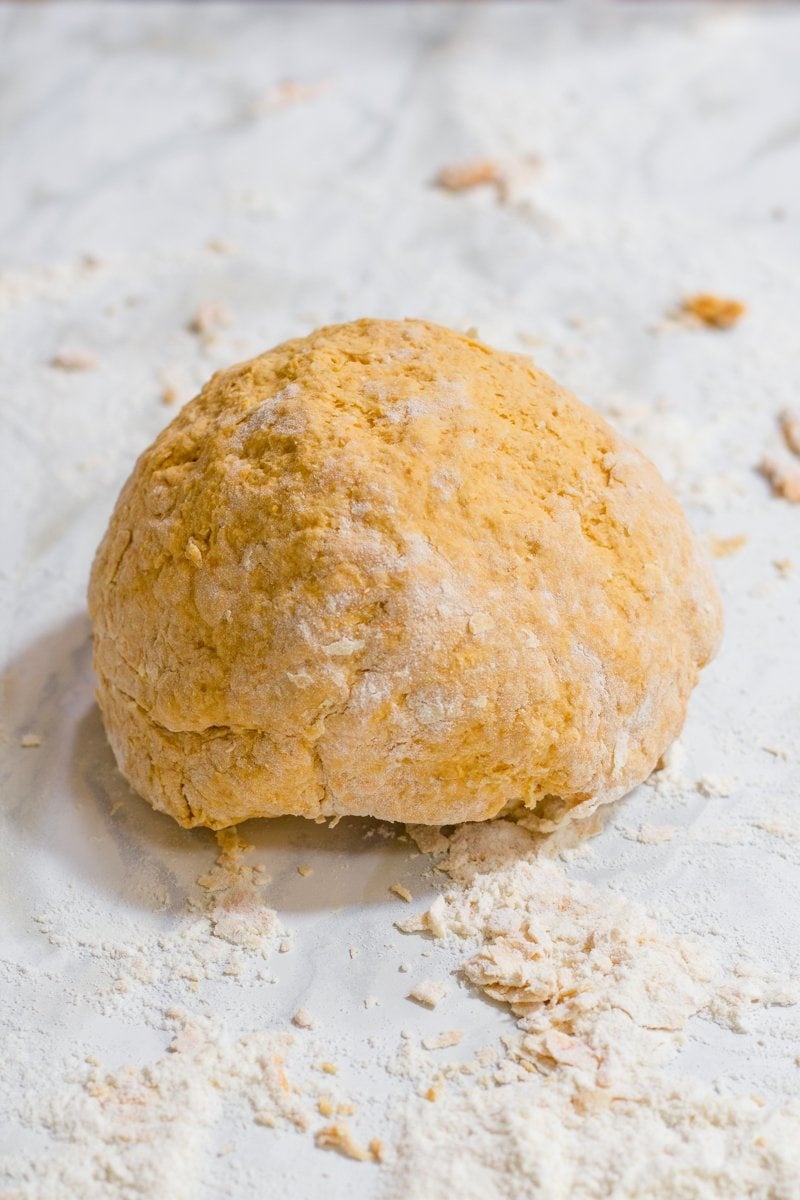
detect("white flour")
[3,812,800,1198]
[387,1077,800,1200]
[27,830,286,1022]
[12,1017,309,1200]
[386,821,800,1199]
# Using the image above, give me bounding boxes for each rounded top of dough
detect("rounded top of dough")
[89,318,722,829]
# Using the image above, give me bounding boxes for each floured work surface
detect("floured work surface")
[1,3,799,1197]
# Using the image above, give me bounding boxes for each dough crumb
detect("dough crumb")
[422,1030,464,1051]
[19,733,42,748]
[435,158,504,194]
[389,883,413,903]
[207,236,237,255]
[297,865,313,877]
[364,996,379,1009]
[252,78,330,114]
[292,1008,315,1029]
[406,826,451,856]
[187,302,230,341]
[634,823,677,845]
[157,365,196,410]
[408,980,449,1009]
[696,775,735,798]
[774,558,793,578]
[50,349,99,371]
[709,533,747,558]
[779,409,800,456]
[314,1122,370,1162]
[680,293,746,329]
[759,456,800,503]
[369,1137,386,1164]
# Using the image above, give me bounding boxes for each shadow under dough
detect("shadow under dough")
[4,611,433,917]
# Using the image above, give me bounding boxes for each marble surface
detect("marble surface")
[1,3,800,1197]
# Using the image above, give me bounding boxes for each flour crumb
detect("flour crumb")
[314,1122,369,1162]
[292,1008,315,1030]
[435,158,504,195]
[759,456,800,503]
[252,78,330,115]
[187,302,231,341]
[696,774,735,798]
[680,293,746,329]
[297,865,313,877]
[763,744,790,760]
[50,349,99,371]
[408,980,449,1009]
[389,883,413,903]
[364,996,379,1010]
[406,826,451,856]
[196,829,280,950]
[19,733,42,748]
[779,409,800,456]
[647,739,689,791]
[709,533,747,558]
[630,823,677,845]
[207,236,237,255]
[422,1031,463,1051]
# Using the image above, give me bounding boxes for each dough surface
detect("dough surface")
[89,318,722,829]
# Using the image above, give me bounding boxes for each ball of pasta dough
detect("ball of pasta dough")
[89,319,721,830]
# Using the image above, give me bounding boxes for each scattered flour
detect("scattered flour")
[6,1014,310,1200]
[402,822,715,1081]
[4,814,800,1198]
[390,820,800,1198]
[385,1076,800,1200]
[30,829,286,1015]
[620,823,677,845]
[708,962,800,1033]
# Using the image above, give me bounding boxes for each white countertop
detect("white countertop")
[1,4,799,1197]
